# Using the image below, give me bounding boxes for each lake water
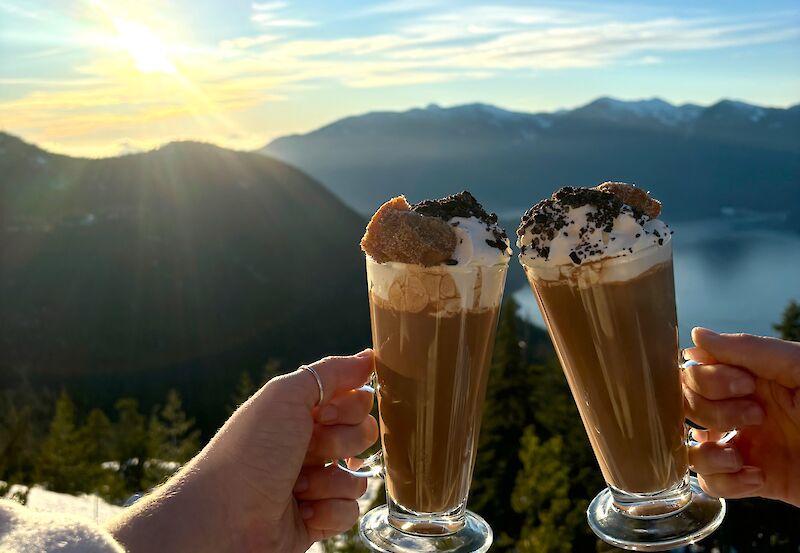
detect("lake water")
[513,214,800,347]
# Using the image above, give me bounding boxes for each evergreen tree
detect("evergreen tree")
[470,298,535,548]
[527,359,602,550]
[228,371,257,414]
[78,408,125,500]
[262,358,282,385]
[144,390,200,489]
[773,299,800,341]
[113,398,148,494]
[36,391,86,493]
[0,384,49,485]
[512,427,585,553]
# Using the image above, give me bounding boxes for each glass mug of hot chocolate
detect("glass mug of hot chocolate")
[517,183,726,551]
[346,192,511,553]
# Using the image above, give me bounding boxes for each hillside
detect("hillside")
[263,98,800,219]
[0,134,370,430]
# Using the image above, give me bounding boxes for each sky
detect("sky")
[1,0,799,157]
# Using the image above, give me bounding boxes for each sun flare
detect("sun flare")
[111,17,176,75]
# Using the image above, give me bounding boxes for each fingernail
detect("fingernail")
[742,405,764,425]
[294,476,309,493]
[730,378,755,395]
[739,466,764,487]
[356,348,372,358]
[319,404,338,423]
[301,505,314,520]
[696,327,718,337]
[721,448,740,470]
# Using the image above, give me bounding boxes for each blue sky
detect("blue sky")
[1,0,798,156]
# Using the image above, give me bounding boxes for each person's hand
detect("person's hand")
[682,328,800,507]
[108,350,378,553]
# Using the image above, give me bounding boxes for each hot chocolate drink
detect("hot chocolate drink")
[516,184,726,550]
[518,184,687,495]
[368,262,504,514]
[361,192,510,532]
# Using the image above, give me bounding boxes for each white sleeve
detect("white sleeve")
[0,499,125,553]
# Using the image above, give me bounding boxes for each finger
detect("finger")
[683,387,764,430]
[304,349,374,409]
[692,328,800,388]
[697,467,765,499]
[683,363,756,400]
[300,498,360,532]
[272,349,374,410]
[683,346,718,365]
[689,428,727,443]
[689,442,743,475]
[306,416,379,462]
[294,465,368,501]
[314,388,374,426]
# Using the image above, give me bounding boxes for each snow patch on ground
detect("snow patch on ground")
[7,485,122,524]
[3,477,381,553]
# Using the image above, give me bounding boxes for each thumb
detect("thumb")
[274,349,374,410]
[692,327,800,388]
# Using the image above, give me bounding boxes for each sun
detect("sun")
[111,17,176,75]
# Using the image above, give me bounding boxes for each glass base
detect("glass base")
[587,476,726,551]
[359,505,493,553]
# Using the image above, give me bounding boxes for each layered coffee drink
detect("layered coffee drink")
[518,183,687,496]
[361,192,510,530]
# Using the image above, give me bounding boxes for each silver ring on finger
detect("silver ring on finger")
[300,365,324,406]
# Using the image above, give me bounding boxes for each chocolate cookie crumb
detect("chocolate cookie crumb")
[412,191,498,225]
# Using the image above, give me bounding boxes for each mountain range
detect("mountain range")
[263,97,800,220]
[0,133,370,431]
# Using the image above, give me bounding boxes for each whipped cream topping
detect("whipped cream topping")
[449,216,512,267]
[517,185,672,276]
[410,191,511,267]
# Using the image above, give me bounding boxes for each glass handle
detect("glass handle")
[337,450,384,478]
[336,374,384,478]
[681,360,738,446]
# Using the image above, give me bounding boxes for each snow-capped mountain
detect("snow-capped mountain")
[262,97,800,217]
[572,97,703,126]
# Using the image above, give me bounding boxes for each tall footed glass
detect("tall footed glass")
[349,256,507,553]
[521,241,725,551]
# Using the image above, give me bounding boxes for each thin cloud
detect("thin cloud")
[254,17,316,28]
[219,34,280,50]
[0,77,106,88]
[250,1,315,28]
[357,0,445,16]
[633,56,663,65]
[0,1,47,20]
[252,2,287,11]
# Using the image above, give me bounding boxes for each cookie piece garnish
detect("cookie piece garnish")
[595,181,661,219]
[360,196,457,266]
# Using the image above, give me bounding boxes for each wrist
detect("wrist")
[107,453,232,553]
